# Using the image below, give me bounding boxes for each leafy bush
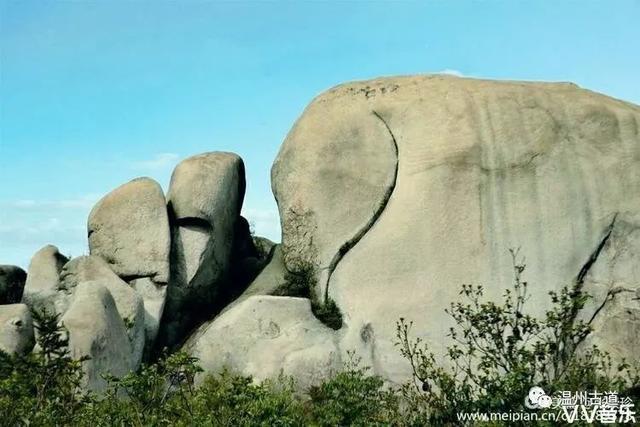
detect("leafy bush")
[395,250,639,425]
[308,352,399,426]
[0,309,387,426]
[0,308,90,426]
[2,253,638,426]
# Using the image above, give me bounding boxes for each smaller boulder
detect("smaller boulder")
[58,256,145,367]
[0,265,27,304]
[130,277,166,352]
[61,281,134,392]
[0,304,35,355]
[185,295,341,391]
[22,245,68,312]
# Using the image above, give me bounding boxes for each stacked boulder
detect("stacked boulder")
[157,152,247,349]
[21,245,68,312]
[58,256,146,367]
[87,177,171,351]
[1,152,259,391]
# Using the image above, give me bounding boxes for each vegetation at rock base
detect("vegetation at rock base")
[1,255,638,426]
[274,260,343,330]
[395,250,640,425]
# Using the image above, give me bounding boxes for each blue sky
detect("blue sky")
[1,0,639,268]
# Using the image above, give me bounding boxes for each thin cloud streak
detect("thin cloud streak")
[130,153,180,171]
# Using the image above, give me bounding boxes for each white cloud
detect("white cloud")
[435,69,465,77]
[130,152,180,171]
[0,194,98,268]
[5,193,101,210]
[0,219,89,268]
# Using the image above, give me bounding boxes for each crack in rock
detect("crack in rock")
[576,213,618,286]
[322,110,400,303]
[587,286,638,326]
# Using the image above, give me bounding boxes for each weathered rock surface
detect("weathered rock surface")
[88,177,170,283]
[61,282,133,392]
[0,304,34,355]
[186,296,341,390]
[22,245,68,312]
[0,265,27,304]
[159,152,245,348]
[272,75,640,383]
[578,212,640,364]
[272,95,398,301]
[88,177,170,348]
[131,277,166,353]
[58,256,146,367]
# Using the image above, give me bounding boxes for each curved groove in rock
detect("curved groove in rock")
[576,213,618,285]
[322,110,400,302]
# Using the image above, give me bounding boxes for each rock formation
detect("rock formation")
[2,75,640,390]
[186,296,341,391]
[58,256,146,367]
[0,304,34,355]
[158,152,247,349]
[61,282,134,392]
[88,177,170,349]
[268,75,640,382]
[22,245,68,312]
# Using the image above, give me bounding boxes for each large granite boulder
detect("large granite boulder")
[0,304,34,355]
[61,282,134,392]
[0,265,27,304]
[186,296,341,390]
[58,256,146,367]
[22,245,68,312]
[159,152,245,348]
[88,177,170,348]
[271,75,640,383]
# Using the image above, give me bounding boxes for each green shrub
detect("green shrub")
[191,372,305,426]
[0,308,90,426]
[308,352,399,426]
[2,252,638,426]
[395,249,639,425]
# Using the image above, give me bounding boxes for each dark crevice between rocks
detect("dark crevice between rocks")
[321,110,400,304]
[121,274,159,283]
[153,213,271,359]
[174,216,213,232]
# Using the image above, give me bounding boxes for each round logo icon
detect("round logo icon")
[525,386,551,409]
